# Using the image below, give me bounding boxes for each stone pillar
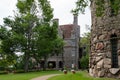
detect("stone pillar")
[73,14,78,25]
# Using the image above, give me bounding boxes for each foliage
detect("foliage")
[95,0,105,16]
[0,0,39,72]
[0,0,62,72]
[52,37,64,54]
[110,0,120,15]
[72,0,89,15]
[80,54,89,69]
[0,71,8,74]
[73,0,120,16]
[95,0,120,16]
[38,0,53,22]
[0,54,17,68]
[80,32,90,69]
[80,32,90,55]
[0,26,17,69]
[15,55,24,70]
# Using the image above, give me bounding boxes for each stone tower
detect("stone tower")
[90,0,120,78]
[59,14,80,69]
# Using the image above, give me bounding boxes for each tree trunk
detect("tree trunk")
[24,21,33,72]
[24,53,29,72]
[43,56,47,71]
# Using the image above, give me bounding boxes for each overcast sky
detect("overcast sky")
[0,0,91,35]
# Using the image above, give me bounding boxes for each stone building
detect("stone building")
[90,0,120,78]
[47,15,80,69]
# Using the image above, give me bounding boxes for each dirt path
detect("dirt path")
[31,74,60,80]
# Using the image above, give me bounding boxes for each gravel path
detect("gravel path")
[31,74,60,80]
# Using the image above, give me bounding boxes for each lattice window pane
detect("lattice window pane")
[110,34,118,68]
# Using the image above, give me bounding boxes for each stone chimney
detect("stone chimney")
[73,14,79,70]
[73,14,78,25]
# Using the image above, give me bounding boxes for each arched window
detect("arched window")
[110,34,118,68]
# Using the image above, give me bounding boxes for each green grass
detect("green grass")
[0,70,118,80]
[0,70,62,80]
[48,71,117,80]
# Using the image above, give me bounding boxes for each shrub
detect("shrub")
[80,54,89,70]
[0,71,8,74]
[14,69,25,73]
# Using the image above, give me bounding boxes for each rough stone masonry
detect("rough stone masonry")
[89,0,120,78]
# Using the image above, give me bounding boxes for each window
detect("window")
[110,34,118,68]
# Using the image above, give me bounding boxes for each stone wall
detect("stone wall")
[90,0,120,78]
[62,15,80,69]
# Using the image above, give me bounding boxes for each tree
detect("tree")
[0,0,61,72]
[80,32,90,55]
[80,53,89,69]
[31,0,60,70]
[34,22,63,70]
[52,37,64,55]
[80,32,90,70]
[0,26,17,70]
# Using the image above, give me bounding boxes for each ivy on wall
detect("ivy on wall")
[73,0,120,17]
[95,0,105,17]
[110,0,120,16]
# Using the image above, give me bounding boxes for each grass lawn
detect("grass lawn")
[48,71,117,80]
[0,70,62,80]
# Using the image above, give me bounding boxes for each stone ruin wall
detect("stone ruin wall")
[89,0,120,78]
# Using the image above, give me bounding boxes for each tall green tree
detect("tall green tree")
[0,0,37,72]
[32,0,59,70]
[0,0,61,72]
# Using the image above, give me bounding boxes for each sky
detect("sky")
[0,0,91,35]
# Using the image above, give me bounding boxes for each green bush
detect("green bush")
[80,54,89,70]
[14,69,25,73]
[0,71,8,74]
[0,66,5,71]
